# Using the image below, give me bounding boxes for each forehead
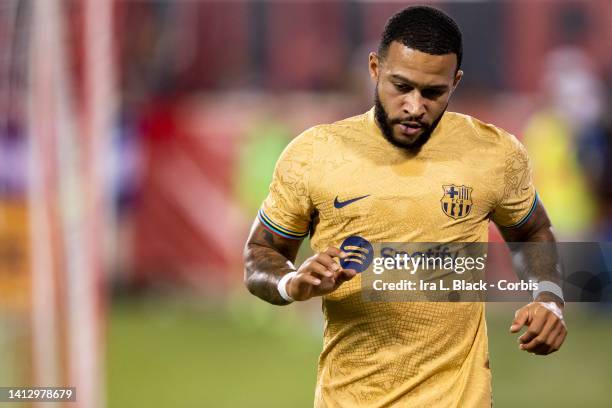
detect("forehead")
[381,41,457,82]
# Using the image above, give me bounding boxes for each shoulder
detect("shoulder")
[288,111,370,150]
[444,111,525,154]
[279,124,319,162]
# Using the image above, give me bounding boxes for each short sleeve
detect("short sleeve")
[258,129,315,239]
[491,135,538,228]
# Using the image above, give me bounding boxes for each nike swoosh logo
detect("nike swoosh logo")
[334,195,370,209]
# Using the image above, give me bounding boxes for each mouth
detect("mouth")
[397,122,424,137]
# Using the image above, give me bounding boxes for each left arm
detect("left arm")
[497,200,568,355]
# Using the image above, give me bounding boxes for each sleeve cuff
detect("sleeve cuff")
[499,192,539,229]
[258,209,309,240]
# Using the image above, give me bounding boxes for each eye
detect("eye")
[421,89,445,99]
[393,83,412,93]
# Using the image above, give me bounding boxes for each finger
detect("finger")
[543,326,564,354]
[510,307,529,333]
[335,268,357,283]
[519,309,549,343]
[532,320,567,355]
[315,253,342,273]
[545,321,563,348]
[532,342,552,355]
[520,335,544,352]
[521,313,557,350]
[520,339,550,355]
[307,261,335,279]
[551,327,567,351]
[296,273,321,287]
[323,247,348,259]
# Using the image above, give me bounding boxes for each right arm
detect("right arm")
[243,219,302,305]
[243,219,355,305]
[244,128,355,304]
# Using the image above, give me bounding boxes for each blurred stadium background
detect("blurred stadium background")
[1,0,611,407]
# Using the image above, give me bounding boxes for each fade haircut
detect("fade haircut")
[378,6,463,71]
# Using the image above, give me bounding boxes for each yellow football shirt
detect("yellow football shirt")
[259,108,536,407]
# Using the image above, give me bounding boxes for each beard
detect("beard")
[374,85,445,152]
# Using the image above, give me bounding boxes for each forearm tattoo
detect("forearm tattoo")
[244,222,302,305]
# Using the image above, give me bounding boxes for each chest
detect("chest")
[311,153,498,230]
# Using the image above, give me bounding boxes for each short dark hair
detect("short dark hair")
[378,6,463,70]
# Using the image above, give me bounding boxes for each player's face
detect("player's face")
[369,42,462,150]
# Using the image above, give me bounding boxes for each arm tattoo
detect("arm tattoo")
[243,219,302,305]
[498,201,564,303]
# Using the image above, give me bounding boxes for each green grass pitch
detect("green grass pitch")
[107,296,612,407]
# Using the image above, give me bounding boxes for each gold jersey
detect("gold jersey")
[259,108,536,407]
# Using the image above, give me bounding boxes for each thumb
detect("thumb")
[510,308,529,333]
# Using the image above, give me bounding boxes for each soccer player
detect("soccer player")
[243,6,567,407]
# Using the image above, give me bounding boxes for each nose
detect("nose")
[402,91,426,119]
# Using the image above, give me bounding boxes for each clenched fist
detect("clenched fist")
[286,247,357,301]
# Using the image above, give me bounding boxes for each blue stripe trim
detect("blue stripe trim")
[258,209,298,235]
[505,192,539,229]
[258,209,307,236]
[257,210,308,239]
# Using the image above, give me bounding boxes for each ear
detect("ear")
[452,69,463,89]
[368,52,380,82]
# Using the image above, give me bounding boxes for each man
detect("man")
[244,6,567,407]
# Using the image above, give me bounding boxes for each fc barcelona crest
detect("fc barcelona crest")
[441,185,473,219]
